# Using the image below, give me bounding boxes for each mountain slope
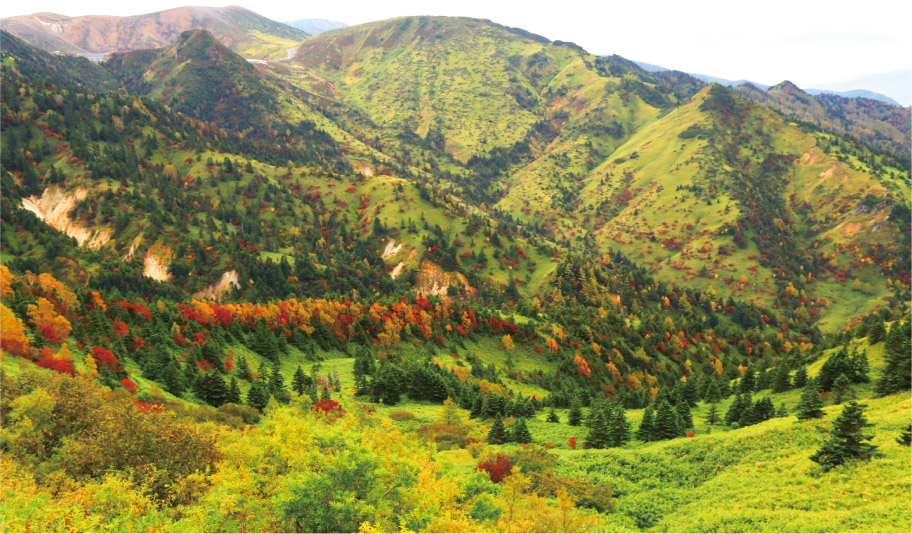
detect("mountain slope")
[1,6,307,59]
[734,81,911,157]
[284,18,347,35]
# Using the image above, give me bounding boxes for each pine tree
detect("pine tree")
[675,398,693,430]
[237,356,252,381]
[772,364,792,393]
[867,320,887,344]
[810,402,877,471]
[162,360,184,396]
[897,424,911,447]
[831,374,854,404]
[608,404,631,447]
[585,408,611,449]
[705,403,719,425]
[725,393,751,426]
[636,404,654,441]
[876,321,911,396]
[268,367,286,396]
[652,399,682,441]
[227,377,241,405]
[487,414,507,445]
[740,367,755,393]
[703,378,722,404]
[851,349,870,384]
[547,408,560,423]
[796,382,825,420]
[247,382,269,411]
[793,366,808,388]
[470,396,484,419]
[511,418,533,444]
[292,366,309,396]
[568,400,583,426]
[776,403,788,418]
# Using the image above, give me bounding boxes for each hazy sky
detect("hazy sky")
[2,0,910,100]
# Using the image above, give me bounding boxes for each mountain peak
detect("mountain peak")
[770,80,803,93]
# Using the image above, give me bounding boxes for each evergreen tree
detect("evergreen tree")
[897,424,911,447]
[636,404,654,441]
[353,348,376,394]
[739,367,755,393]
[511,418,533,444]
[818,349,854,392]
[652,399,682,441]
[851,350,870,384]
[372,364,402,405]
[675,397,693,430]
[470,396,484,419]
[772,364,792,393]
[796,382,825,420]
[703,378,722,404]
[810,402,877,471]
[487,414,507,445]
[291,366,309,396]
[227,377,241,405]
[705,403,719,425]
[867,320,887,344]
[876,321,911,396]
[776,403,788,418]
[568,400,583,426]
[831,374,854,404]
[268,366,286,396]
[793,366,808,388]
[608,404,631,447]
[752,397,775,423]
[162,360,184,396]
[547,408,560,423]
[247,382,269,411]
[585,408,611,449]
[237,356,252,381]
[725,393,751,426]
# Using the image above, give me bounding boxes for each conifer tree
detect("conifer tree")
[793,366,808,388]
[608,404,631,447]
[636,404,654,441]
[776,403,788,418]
[487,414,507,445]
[740,367,755,393]
[897,424,911,447]
[247,382,269,411]
[237,356,252,381]
[867,320,887,344]
[162,360,184,396]
[772,364,792,393]
[675,397,693,429]
[511,418,533,444]
[703,378,722,404]
[652,399,682,441]
[705,403,719,425]
[547,408,560,423]
[470,396,484,419]
[797,382,825,420]
[832,374,854,404]
[292,366,309,396]
[585,408,610,449]
[227,377,241,405]
[851,349,870,384]
[568,400,583,426]
[876,321,911,396]
[810,401,877,471]
[725,393,751,426]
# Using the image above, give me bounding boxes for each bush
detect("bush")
[390,410,415,421]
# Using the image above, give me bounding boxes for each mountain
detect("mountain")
[733,81,911,156]
[284,18,347,34]
[0,30,118,91]
[811,70,912,107]
[633,61,903,105]
[0,6,307,59]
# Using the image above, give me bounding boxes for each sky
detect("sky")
[2,0,910,104]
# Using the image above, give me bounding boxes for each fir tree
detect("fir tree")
[725,393,751,426]
[487,414,507,445]
[585,408,611,449]
[703,378,722,404]
[547,408,560,423]
[636,404,654,441]
[162,360,184,396]
[796,382,825,420]
[237,356,252,381]
[247,382,269,412]
[268,366,286,396]
[652,399,682,441]
[227,377,241,405]
[831,374,854,404]
[876,321,911,396]
[897,424,911,447]
[810,402,877,471]
[867,320,887,344]
[772,364,792,393]
[776,403,788,418]
[568,400,583,426]
[511,418,533,444]
[851,349,870,384]
[470,396,484,419]
[706,402,720,425]
[608,404,631,447]
[291,366,309,396]
[740,367,755,393]
[793,366,808,388]
[675,398,693,430]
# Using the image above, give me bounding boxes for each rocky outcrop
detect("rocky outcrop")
[21,187,112,249]
[192,270,240,300]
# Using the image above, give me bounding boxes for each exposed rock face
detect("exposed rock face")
[413,261,475,297]
[21,187,112,249]
[143,252,172,282]
[192,270,241,300]
[382,239,403,258]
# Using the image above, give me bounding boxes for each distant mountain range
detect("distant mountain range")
[0,6,307,60]
[633,61,905,106]
[283,18,348,35]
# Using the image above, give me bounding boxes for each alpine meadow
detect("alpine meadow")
[0,5,910,533]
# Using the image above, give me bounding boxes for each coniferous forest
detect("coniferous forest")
[0,7,910,533]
